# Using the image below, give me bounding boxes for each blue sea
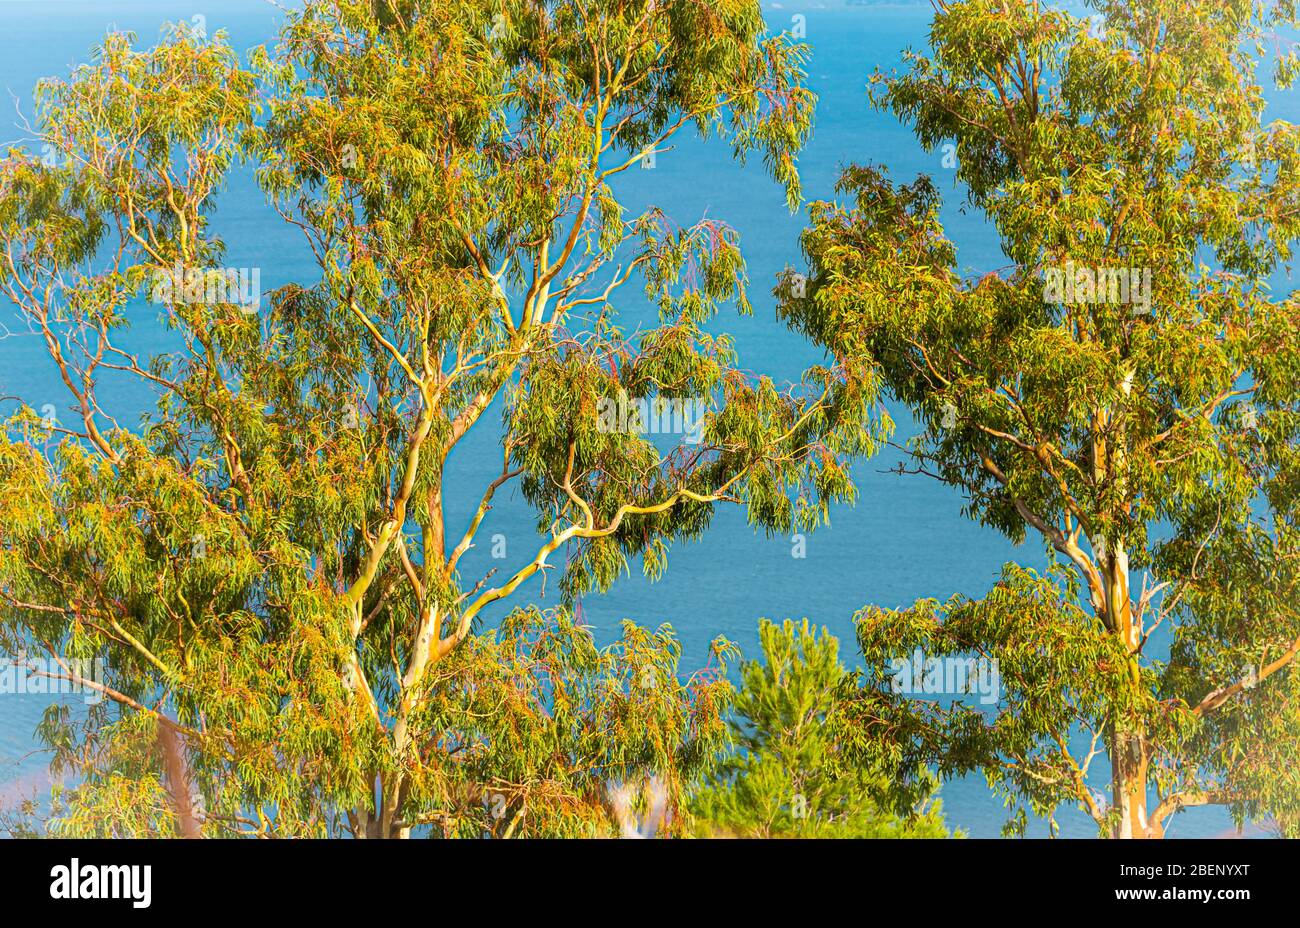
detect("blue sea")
[0,0,1294,838]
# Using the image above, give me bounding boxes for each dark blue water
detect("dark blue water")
[0,0,1292,838]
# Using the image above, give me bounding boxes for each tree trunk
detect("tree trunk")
[1097,368,1155,838]
[1103,537,1154,838]
[1109,725,1150,838]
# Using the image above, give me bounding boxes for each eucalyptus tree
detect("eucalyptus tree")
[785,0,1300,837]
[0,0,877,837]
